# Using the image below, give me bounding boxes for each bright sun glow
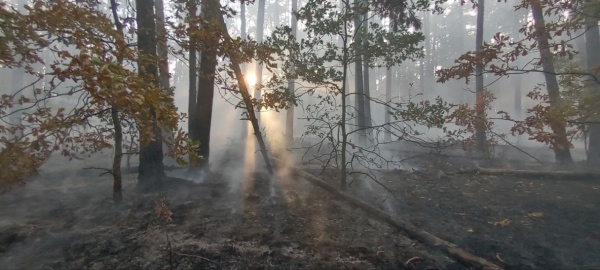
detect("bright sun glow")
[245,73,256,88]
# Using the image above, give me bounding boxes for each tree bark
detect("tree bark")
[254,0,266,122]
[188,0,198,142]
[109,0,125,202]
[584,6,600,165]
[419,12,429,96]
[240,0,249,139]
[353,0,366,146]
[362,5,372,140]
[286,0,298,145]
[9,68,23,140]
[192,0,219,166]
[154,0,170,93]
[475,0,487,153]
[384,65,392,142]
[136,0,165,190]
[530,0,573,164]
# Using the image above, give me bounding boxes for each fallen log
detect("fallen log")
[457,167,600,180]
[273,158,503,270]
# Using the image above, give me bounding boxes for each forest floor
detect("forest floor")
[0,143,598,270]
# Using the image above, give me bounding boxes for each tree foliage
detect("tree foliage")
[0,0,190,192]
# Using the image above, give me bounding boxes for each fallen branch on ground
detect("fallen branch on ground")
[272,157,503,270]
[457,167,600,180]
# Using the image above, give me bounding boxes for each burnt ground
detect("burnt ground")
[307,152,600,270]
[0,144,598,270]
[0,151,458,270]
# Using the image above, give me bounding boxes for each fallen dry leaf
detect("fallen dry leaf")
[528,212,544,218]
[493,219,512,227]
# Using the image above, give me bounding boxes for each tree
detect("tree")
[437,0,584,164]
[188,0,198,142]
[286,0,298,144]
[353,0,367,146]
[474,0,487,153]
[584,0,600,165]
[136,0,167,189]
[193,0,219,167]
[269,0,432,189]
[254,0,266,122]
[530,0,573,164]
[0,0,186,197]
[240,0,249,139]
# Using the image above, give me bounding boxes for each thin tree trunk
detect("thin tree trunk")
[9,68,23,140]
[109,0,125,202]
[211,3,274,174]
[136,0,166,190]
[353,0,366,146]
[154,0,175,163]
[474,0,487,153]
[155,0,170,93]
[188,0,198,143]
[240,1,248,139]
[420,12,429,96]
[513,74,522,118]
[362,6,372,139]
[254,0,266,122]
[530,0,573,164]
[341,13,350,190]
[585,8,600,165]
[286,0,298,145]
[384,66,392,142]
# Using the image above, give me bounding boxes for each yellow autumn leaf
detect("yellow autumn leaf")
[527,212,544,218]
[493,219,511,227]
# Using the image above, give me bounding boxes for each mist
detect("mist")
[0,0,599,269]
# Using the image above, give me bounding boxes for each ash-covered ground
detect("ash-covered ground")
[0,141,598,270]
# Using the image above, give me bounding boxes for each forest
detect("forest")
[0,0,599,269]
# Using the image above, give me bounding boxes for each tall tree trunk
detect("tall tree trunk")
[385,65,392,142]
[9,68,23,140]
[419,12,429,96]
[240,0,248,139]
[513,74,522,118]
[254,0,266,122]
[195,0,218,166]
[530,0,573,164]
[362,5,372,139]
[155,0,170,93]
[585,7,600,165]
[109,0,126,202]
[458,5,468,103]
[286,0,298,144]
[474,0,487,153]
[209,3,274,174]
[136,0,166,190]
[154,0,175,163]
[188,0,198,143]
[353,0,366,145]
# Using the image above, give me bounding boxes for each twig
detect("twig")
[171,251,220,266]
[488,129,544,165]
[166,230,174,270]
[405,256,423,267]
[83,167,113,177]
[496,253,505,263]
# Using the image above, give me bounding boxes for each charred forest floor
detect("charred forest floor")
[0,144,599,270]
[303,150,600,270]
